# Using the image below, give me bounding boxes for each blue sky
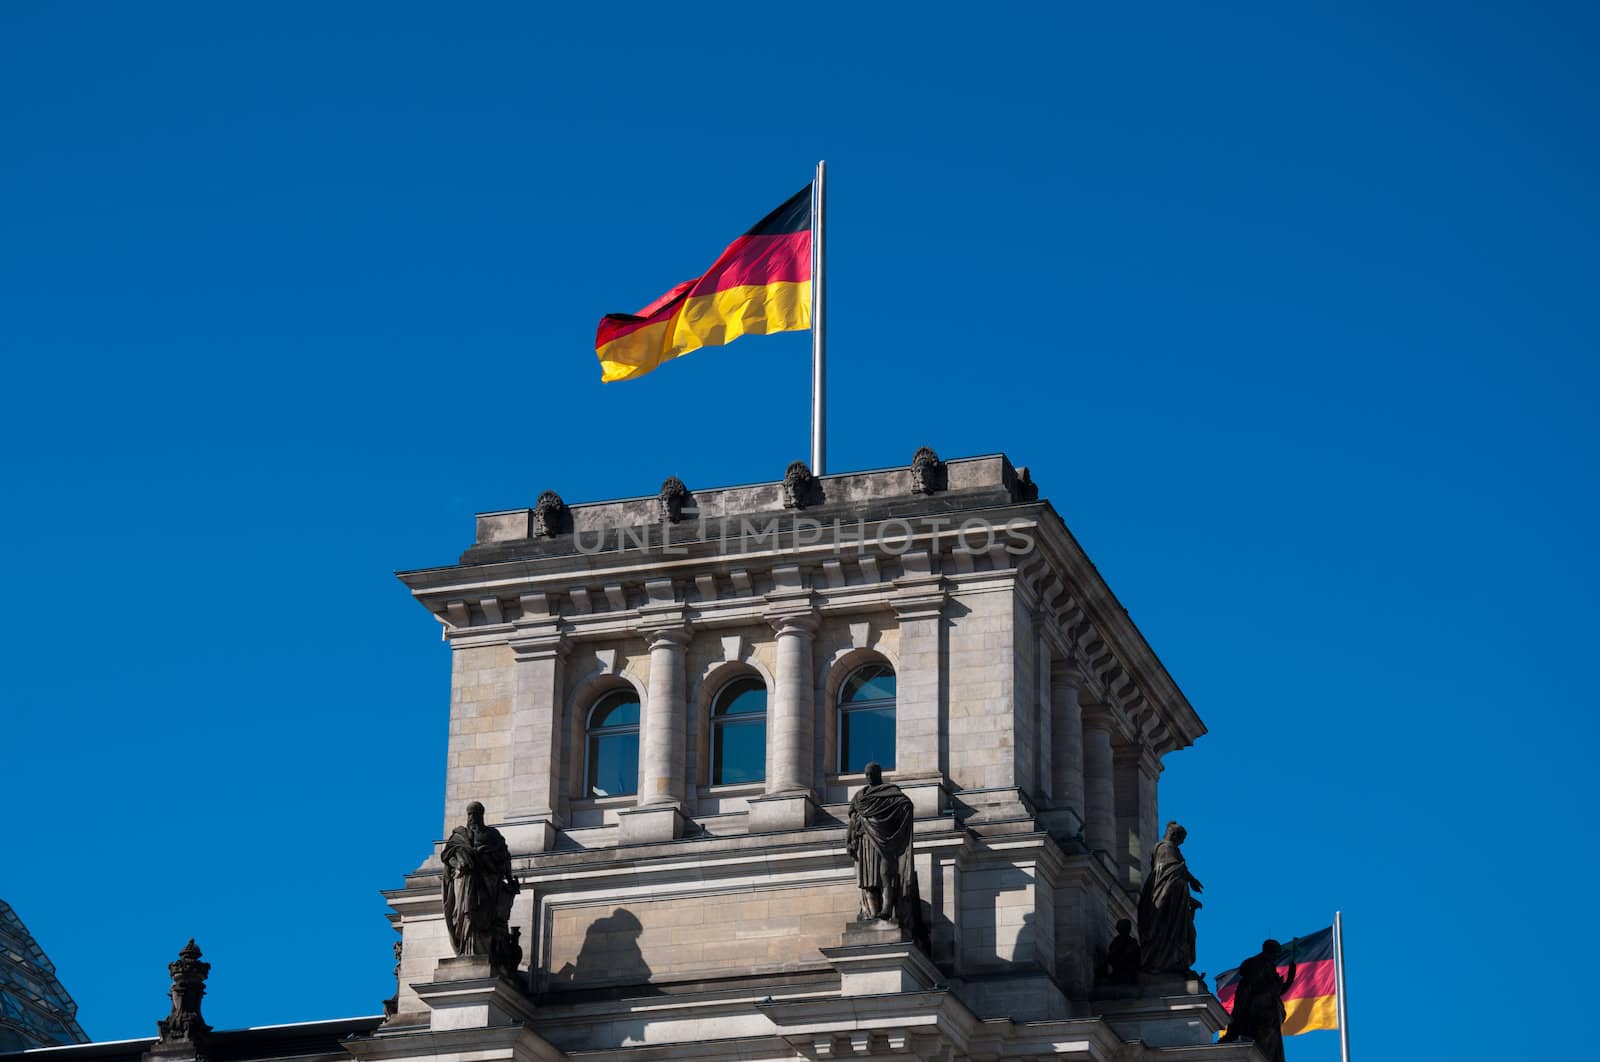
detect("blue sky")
[3,4,1595,1059]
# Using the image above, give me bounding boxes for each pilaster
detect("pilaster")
[505,607,569,853]
[890,563,945,783]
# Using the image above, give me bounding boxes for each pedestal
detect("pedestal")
[1090,974,1225,1048]
[414,956,538,1031]
[819,921,942,995]
[617,803,688,843]
[747,791,816,832]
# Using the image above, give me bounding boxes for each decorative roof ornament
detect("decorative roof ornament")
[152,940,211,1056]
[782,461,818,510]
[1014,465,1039,501]
[533,491,566,538]
[910,447,945,495]
[381,941,402,1019]
[659,476,689,523]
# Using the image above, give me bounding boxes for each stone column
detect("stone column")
[506,630,569,853]
[750,612,820,832]
[621,625,690,842]
[1047,663,1086,841]
[767,613,818,794]
[640,627,689,805]
[1140,754,1162,878]
[1081,706,1117,865]
[1113,742,1144,888]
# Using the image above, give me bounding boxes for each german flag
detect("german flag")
[1216,926,1338,1036]
[594,184,812,382]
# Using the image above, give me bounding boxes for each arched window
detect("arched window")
[711,676,767,785]
[585,690,640,797]
[838,663,896,773]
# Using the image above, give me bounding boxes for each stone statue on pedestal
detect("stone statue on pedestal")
[1137,821,1203,977]
[1219,939,1297,1062]
[846,762,925,939]
[1104,918,1141,985]
[441,801,522,976]
[152,940,211,1055]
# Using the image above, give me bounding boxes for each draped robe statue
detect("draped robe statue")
[441,801,521,974]
[846,762,925,938]
[1220,940,1297,1062]
[1137,821,1203,976]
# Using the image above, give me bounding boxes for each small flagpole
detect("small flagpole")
[810,159,826,475]
[1334,911,1351,1062]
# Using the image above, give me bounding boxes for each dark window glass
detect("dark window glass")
[839,664,896,772]
[712,676,767,784]
[586,691,640,797]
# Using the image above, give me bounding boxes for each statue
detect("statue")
[1137,821,1203,977]
[154,940,211,1052]
[846,762,926,941]
[532,491,565,538]
[1103,918,1141,985]
[382,941,402,1019]
[909,446,943,495]
[442,801,522,976]
[1219,939,1297,1062]
[659,476,689,523]
[782,461,816,509]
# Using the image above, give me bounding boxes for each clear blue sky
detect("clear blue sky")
[3,4,1595,1059]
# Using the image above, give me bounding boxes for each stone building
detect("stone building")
[2,451,1262,1062]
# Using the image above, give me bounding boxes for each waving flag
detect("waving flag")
[1216,925,1339,1036]
[595,184,813,382]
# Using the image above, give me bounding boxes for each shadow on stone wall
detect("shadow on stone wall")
[551,907,654,992]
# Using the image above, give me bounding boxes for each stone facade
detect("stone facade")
[370,452,1258,1062]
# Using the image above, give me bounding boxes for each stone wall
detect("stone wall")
[444,643,515,835]
[544,882,859,989]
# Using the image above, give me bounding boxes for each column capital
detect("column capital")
[1081,702,1116,733]
[768,610,820,638]
[1112,739,1162,774]
[1051,661,1085,692]
[642,625,692,651]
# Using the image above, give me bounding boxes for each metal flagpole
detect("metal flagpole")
[810,160,826,475]
[1334,911,1351,1062]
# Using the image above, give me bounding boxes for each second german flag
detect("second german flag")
[595,185,812,383]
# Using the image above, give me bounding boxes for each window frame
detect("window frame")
[583,689,641,798]
[836,662,897,774]
[709,675,768,786]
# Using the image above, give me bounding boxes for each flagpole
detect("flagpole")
[1334,911,1350,1062]
[810,159,826,475]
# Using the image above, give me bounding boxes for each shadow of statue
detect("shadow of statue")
[554,907,654,994]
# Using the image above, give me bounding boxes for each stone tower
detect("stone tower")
[372,451,1253,1061]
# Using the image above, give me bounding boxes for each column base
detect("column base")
[416,956,537,1031]
[617,803,688,843]
[895,773,946,818]
[497,815,559,854]
[747,791,817,832]
[821,922,942,995]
